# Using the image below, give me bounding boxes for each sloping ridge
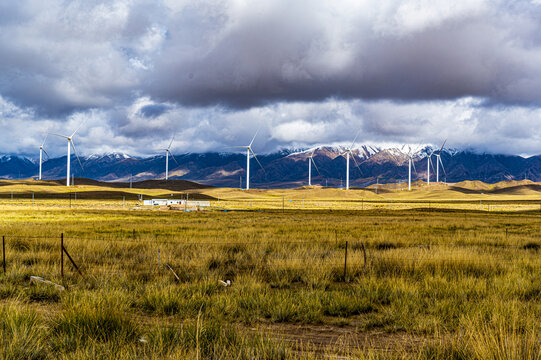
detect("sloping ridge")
[450,180,541,195]
[489,184,541,195]
[492,179,534,190]
[453,180,492,191]
[53,178,213,191]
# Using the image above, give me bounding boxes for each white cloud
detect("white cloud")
[1,0,541,157]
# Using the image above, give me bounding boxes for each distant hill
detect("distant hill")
[1,146,541,188]
[53,178,213,191]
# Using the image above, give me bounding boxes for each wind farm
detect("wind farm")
[2,137,541,360]
[1,125,535,359]
[2,1,541,359]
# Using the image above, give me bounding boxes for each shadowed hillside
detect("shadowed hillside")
[53,178,214,191]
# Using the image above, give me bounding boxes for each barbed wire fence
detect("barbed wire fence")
[2,232,540,287]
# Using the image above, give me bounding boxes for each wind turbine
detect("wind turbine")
[162,136,178,181]
[308,149,321,186]
[434,140,447,183]
[50,124,84,187]
[401,145,421,191]
[234,129,265,190]
[426,149,436,186]
[340,131,363,190]
[407,150,418,191]
[38,134,50,181]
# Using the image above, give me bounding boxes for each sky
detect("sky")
[1,0,541,157]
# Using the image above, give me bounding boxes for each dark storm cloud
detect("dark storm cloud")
[2,0,541,116]
[146,0,541,108]
[2,0,541,157]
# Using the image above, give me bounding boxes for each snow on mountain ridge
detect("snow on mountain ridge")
[85,152,133,160]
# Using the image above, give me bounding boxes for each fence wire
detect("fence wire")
[2,233,540,284]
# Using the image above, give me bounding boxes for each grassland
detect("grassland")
[0,179,540,358]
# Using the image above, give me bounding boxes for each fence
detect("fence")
[1,233,372,284]
[2,233,540,288]
[3,192,541,213]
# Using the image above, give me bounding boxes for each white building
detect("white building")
[143,199,210,207]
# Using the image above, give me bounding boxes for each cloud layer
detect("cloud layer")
[1,0,541,157]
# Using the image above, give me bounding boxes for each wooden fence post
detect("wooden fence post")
[63,246,83,276]
[165,263,180,282]
[60,233,64,279]
[344,240,348,282]
[361,241,367,273]
[2,236,5,274]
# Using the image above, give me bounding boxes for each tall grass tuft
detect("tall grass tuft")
[0,301,47,360]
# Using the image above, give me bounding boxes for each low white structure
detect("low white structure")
[183,200,210,207]
[143,199,168,206]
[143,199,210,207]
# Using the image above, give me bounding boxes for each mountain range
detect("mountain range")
[1,145,540,188]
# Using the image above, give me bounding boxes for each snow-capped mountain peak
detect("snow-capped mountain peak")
[85,152,133,161]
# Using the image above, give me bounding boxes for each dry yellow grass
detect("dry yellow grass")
[0,178,540,358]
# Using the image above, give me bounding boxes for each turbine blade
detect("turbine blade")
[70,121,86,138]
[70,140,84,172]
[41,134,48,147]
[399,144,410,156]
[49,133,69,139]
[429,157,436,173]
[249,148,265,172]
[350,129,361,149]
[168,150,179,166]
[439,156,447,177]
[167,135,175,150]
[439,139,447,154]
[351,153,363,175]
[42,148,50,159]
[249,127,260,147]
[411,158,418,175]
[311,157,321,176]
[412,143,424,157]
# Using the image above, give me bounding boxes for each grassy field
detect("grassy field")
[0,179,540,358]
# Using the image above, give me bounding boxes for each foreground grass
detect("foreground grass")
[0,205,540,358]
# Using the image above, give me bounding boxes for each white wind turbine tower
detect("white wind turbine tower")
[50,124,84,187]
[434,140,447,183]
[162,136,179,181]
[340,131,363,190]
[234,129,265,190]
[308,149,321,186]
[38,134,50,181]
[407,153,416,191]
[426,149,436,186]
[401,145,421,191]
